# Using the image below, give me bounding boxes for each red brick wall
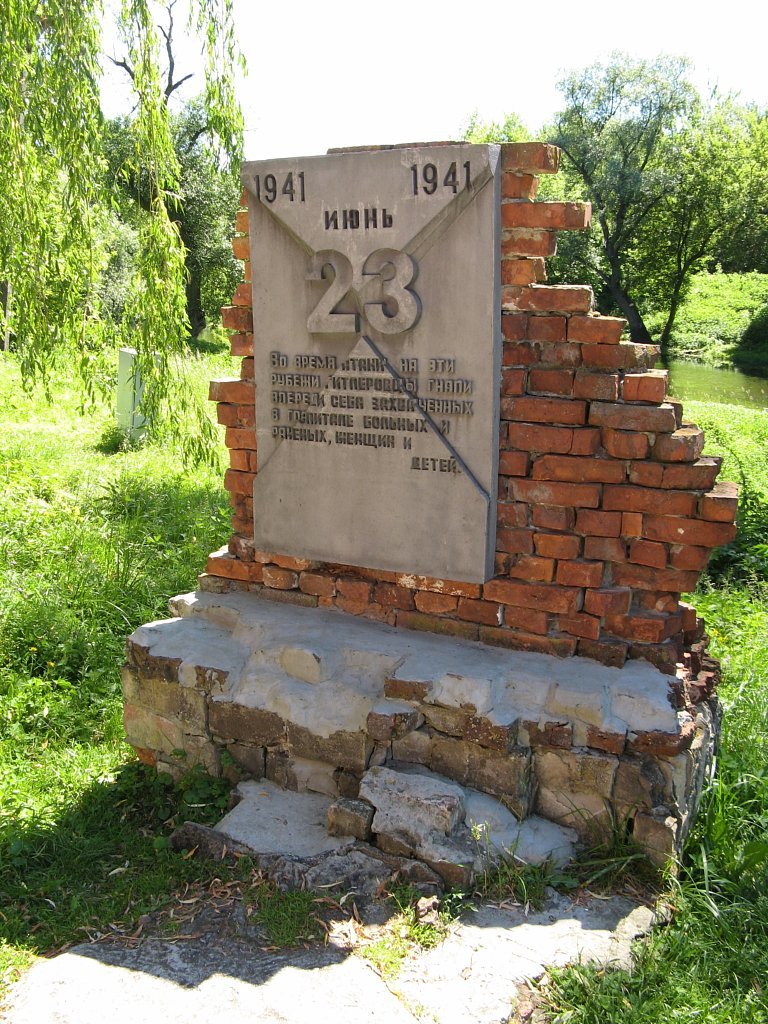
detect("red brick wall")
[206,142,736,682]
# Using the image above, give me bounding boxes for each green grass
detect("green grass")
[648,271,768,371]
[0,347,238,990]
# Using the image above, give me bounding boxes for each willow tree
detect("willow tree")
[0,0,243,461]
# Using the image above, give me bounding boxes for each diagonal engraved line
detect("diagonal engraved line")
[402,163,494,263]
[361,334,488,502]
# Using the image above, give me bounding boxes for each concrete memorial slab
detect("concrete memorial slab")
[241,144,501,582]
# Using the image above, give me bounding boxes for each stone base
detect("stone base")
[123,590,718,869]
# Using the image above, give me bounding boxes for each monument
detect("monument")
[122,142,736,880]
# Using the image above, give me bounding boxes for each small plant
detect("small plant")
[249,884,323,947]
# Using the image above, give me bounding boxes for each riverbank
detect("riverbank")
[649,271,768,374]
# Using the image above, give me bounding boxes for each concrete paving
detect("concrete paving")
[4,893,655,1024]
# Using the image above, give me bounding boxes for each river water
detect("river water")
[665,361,768,409]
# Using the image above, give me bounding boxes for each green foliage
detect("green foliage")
[0,0,243,459]
[253,886,323,947]
[463,111,531,143]
[651,271,768,371]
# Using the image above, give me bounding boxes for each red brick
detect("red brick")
[602,485,697,517]
[224,469,255,495]
[628,461,664,487]
[612,563,700,592]
[414,591,459,614]
[502,396,587,425]
[622,371,668,404]
[507,423,574,453]
[583,587,632,617]
[234,209,249,233]
[621,512,643,537]
[481,627,578,657]
[556,560,604,588]
[231,514,253,535]
[527,316,567,342]
[501,142,561,173]
[501,312,529,341]
[502,284,593,314]
[262,565,298,590]
[575,509,622,537]
[225,427,257,450]
[577,637,628,668]
[524,720,573,748]
[573,371,619,401]
[229,449,257,472]
[457,598,502,626]
[627,641,681,674]
[497,502,529,528]
[337,578,373,603]
[534,533,581,559]
[532,454,625,483]
[396,610,478,640]
[240,357,255,381]
[661,458,721,490]
[483,578,580,614]
[232,281,252,307]
[590,402,677,433]
[508,554,556,582]
[511,479,601,508]
[644,516,737,548]
[498,451,530,476]
[499,605,551,634]
[557,612,601,640]
[502,229,557,258]
[605,612,682,644]
[569,428,602,455]
[700,482,738,522]
[243,259,251,282]
[299,572,336,598]
[567,314,626,344]
[230,333,254,358]
[586,726,626,754]
[494,552,511,575]
[371,583,414,610]
[336,596,389,621]
[503,342,539,366]
[394,575,481,598]
[206,549,258,582]
[496,528,535,554]
[601,428,651,460]
[582,343,660,371]
[629,539,668,569]
[501,368,527,396]
[221,305,253,332]
[583,536,626,562]
[209,378,255,404]
[532,505,575,531]
[527,369,574,395]
[231,235,250,260]
[637,591,681,615]
[501,257,546,285]
[217,403,255,428]
[501,201,590,231]
[273,555,314,571]
[538,341,582,365]
[669,545,711,570]
[652,426,705,463]
[501,172,539,200]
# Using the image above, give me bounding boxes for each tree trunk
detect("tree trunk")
[602,237,654,344]
[658,284,684,357]
[0,280,11,351]
[176,216,206,338]
[185,259,206,338]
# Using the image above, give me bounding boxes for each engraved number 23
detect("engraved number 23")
[306,249,421,335]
